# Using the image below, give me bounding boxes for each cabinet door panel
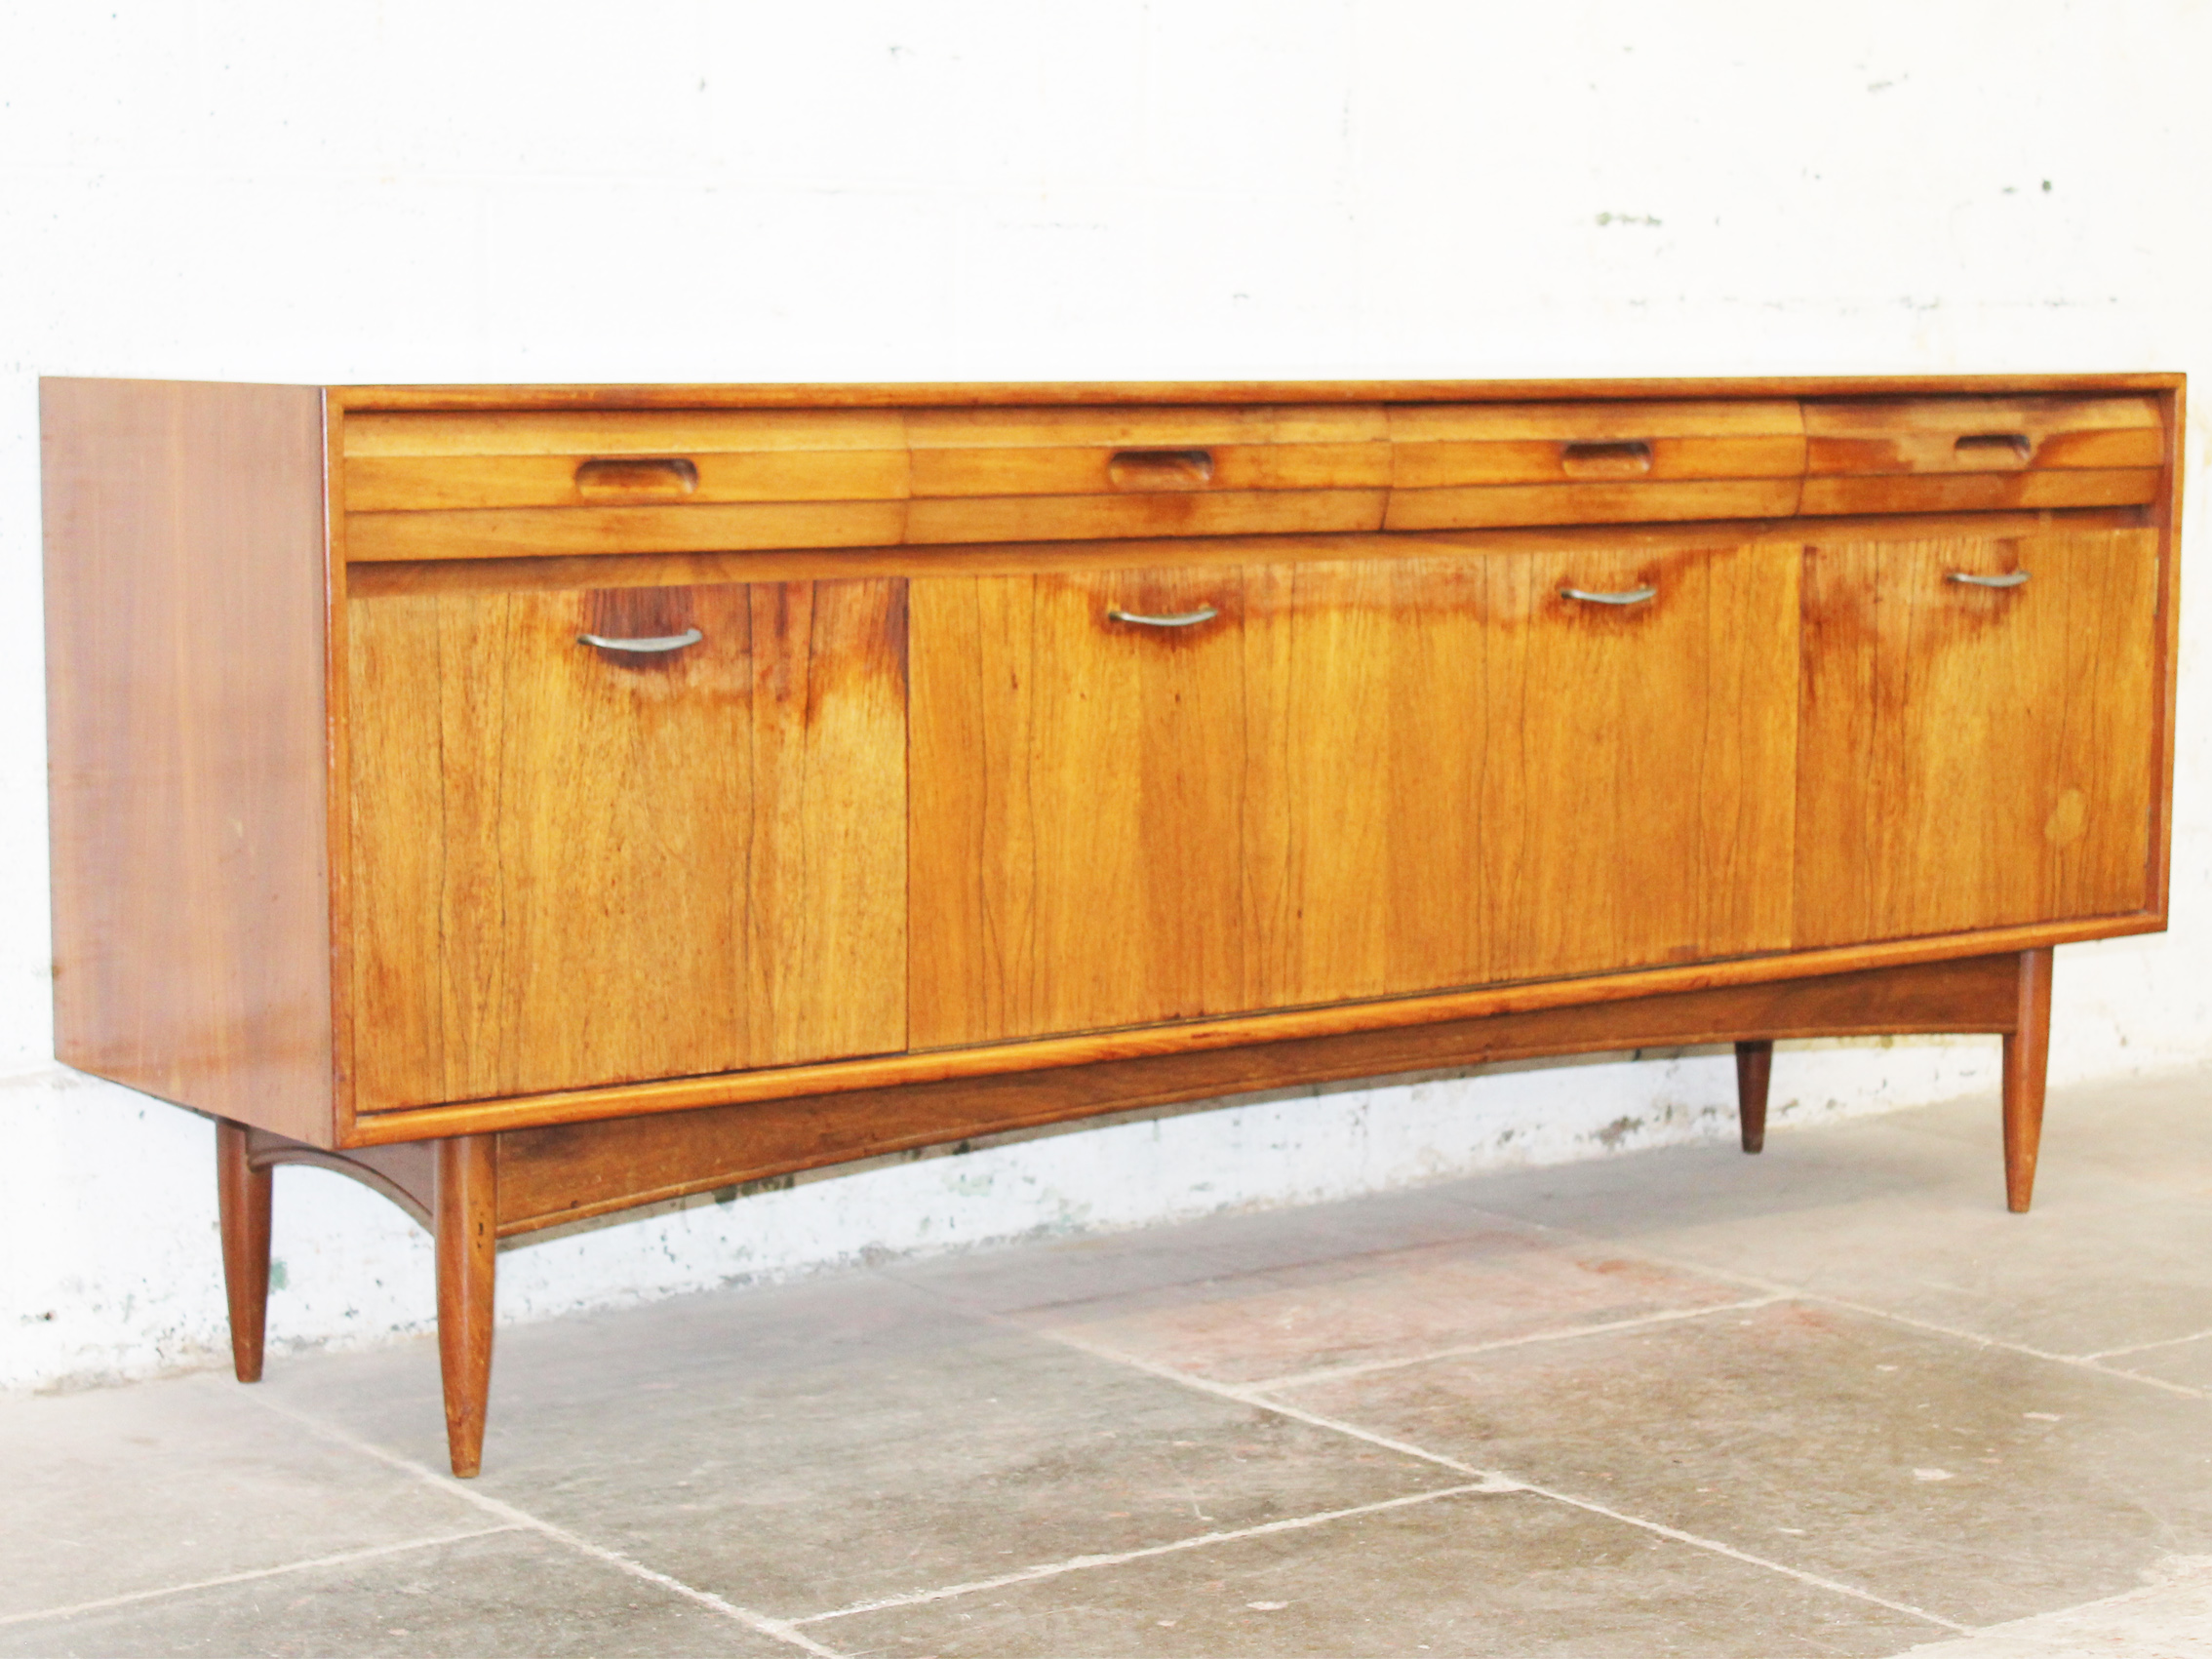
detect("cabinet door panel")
[1454,543,1798,988]
[908,570,1250,1047]
[910,545,1797,1047]
[348,579,906,1111]
[1795,530,2157,945]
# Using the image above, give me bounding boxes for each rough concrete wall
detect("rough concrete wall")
[4,0,2207,1391]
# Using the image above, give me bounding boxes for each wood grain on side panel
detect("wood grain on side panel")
[42,379,336,1142]
[1796,530,2159,946]
[347,579,907,1111]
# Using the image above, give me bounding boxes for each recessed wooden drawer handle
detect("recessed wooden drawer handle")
[1106,605,1219,628]
[577,627,705,652]
[573,457,700,497]
[1954,433,2033,464]
[1107,449,1215,491]
[1560,584,1657,606]
[1947,571,2030,588]
[1559,440,1653,479]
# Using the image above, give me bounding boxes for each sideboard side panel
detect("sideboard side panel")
[42,379,336,1143]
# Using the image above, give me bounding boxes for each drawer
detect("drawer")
[1386,401,1805,530]
[904,405,1390,543]
[344,411,909,561]
[1800,396,2164,514]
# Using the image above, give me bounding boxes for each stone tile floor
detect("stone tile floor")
[6,1068,2211,1656]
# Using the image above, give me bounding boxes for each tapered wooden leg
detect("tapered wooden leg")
[1733,1041,1772,1154]
[2002,948,2054,1214]
[435,1135,498,1479]
[216,1121,273,1382]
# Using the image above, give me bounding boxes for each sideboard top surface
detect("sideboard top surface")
[307,374,2186,413]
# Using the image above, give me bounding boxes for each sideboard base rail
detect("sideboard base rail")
[213,947,2054,1479]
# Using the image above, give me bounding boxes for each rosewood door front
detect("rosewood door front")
[347,578,909,1112]
[1795,529,2160,946]
[907,543,1797,1049]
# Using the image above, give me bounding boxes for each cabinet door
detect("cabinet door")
[908,544,1797,1048]
[1796,529,2158,946]
[348,579,907,1111]
[907,568,1252,1046]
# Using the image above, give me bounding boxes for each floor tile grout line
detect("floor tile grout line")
[2081,1326,2212,1362]
[0,1527,523,1629]
[235,1391,850,1659]
[790,1482,1501,1627]
[1648,1267,2212,1402]
[1492,1481,1971,1635]
[1037,1324,1971,1636]
[1042,1325,1521,1483]
[1240,1293,1792,1392]
[1433,1211,2212,1405]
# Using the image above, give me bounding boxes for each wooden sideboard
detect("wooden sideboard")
[42,375,2184,1477]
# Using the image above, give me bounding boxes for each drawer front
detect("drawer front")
[345,411,910,561]
[1800,396,2163,515]
[905,405,1391,544]
[1386,401,1805,530]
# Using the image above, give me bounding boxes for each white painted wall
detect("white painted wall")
[4,1,2207,1392]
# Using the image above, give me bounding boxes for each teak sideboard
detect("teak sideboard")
[42,375,2184,1477]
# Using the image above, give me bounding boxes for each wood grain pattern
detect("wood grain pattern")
[1386,477,1802,531]
[347,578,907,1111]
[1799,469,2160,516]
[338,510,2153,600]
[1393,435,1805,489]
[216,1121,272,1381]
[346,500,908,561]
[908,542,1796,1047]
[42,379,336,1143]
[343,409,908,456]
[2003,947,2054,1212]
[346,451,910,512]
[494,954,2026,1235]
[435,1134,496,1478]
[1804,396,2163,474]
[906,489,1387,543]
[2148,382,2186,922]
[345,912,2158,1144]
[1390,399,1804,442]
[910,442,1392,497]
[906,405,1388,448]
[1796,530,2158,946]
[908,568,1250,1043]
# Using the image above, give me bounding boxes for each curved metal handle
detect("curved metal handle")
[577,627,704,652]
[1947,571,2030,588]
[1106,606,1219,628]
[1560,585,1657,606]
